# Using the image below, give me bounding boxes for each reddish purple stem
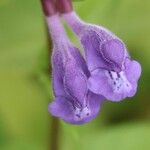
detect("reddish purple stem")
[41,0,57,16]
[56,0,73,13]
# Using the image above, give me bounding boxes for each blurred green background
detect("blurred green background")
[0,0,150,150]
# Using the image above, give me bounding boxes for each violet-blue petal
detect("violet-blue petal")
[87,92,104,115]
[64,59,88,105]
[125,58,141,84]
[48,93,103,125]
[124,58,142,97]
[50,43,104,124]
[81,31,124,72]
[48,96,74,123]
[88,69,132,101]
[81,31,109,72]
[101,39,125,70]
[52,49,65,97]
[69,46,90,77]
[63,12,141,102]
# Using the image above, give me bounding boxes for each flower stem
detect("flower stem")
[41,0,57,16]
[56,0,73,13]
[50,117,60,150]
[41,1,61,150]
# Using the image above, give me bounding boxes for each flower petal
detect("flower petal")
[64,59,88,106]
[88,69,113,98]
[81,31,109,71]
[127,84,137,97]
[74,92,104,124]
[52,49,65,97]
[48,95,103,125]
[125,58,142,83]
[88,69,133,101]
[48,96,74,123]
[101,39,125,71]
[124,58,141,97]
[87,91,104,115]
[69,46,90,77]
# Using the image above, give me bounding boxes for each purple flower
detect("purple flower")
[63,12,142,101]
[47,15,104,124]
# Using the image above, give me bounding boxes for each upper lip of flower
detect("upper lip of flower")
[63,60,92,120]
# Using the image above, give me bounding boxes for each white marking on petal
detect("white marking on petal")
[106,71,132,94]
[74,106,91,121]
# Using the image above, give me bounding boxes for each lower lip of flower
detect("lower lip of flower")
[106,70,132,93]
[74,106,91,120]
[69,99,90,120]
